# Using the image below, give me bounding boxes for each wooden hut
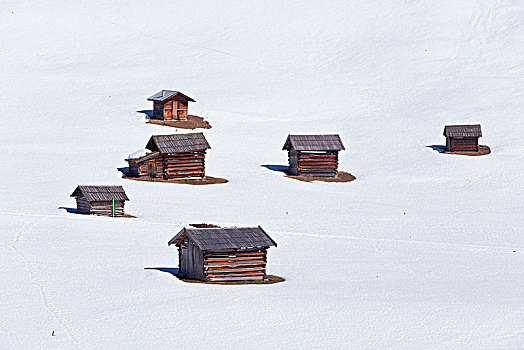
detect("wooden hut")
[283,134,345,177]
[126,133,211,179]
[444,124,482,152]
[168,227,277,282]
[70,185,129,216]
[147,90,195,121]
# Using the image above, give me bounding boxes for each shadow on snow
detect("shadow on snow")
[426,145,446,153]
[145,267,179,276]
[261,164,289,174]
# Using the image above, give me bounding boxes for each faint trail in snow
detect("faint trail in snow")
[7,216,86,349]
[273,230,523,252]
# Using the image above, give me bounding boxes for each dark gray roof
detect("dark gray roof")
[71,186,129,202]
[147,90,195,102]
[146,133,211,154]
[283,134,345,151]
[168,226,277,250]
[444,124,482,138]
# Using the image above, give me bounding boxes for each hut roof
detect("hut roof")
[147,90,195,102]
[146,133,211,154]
[444,124,482,137]
[71,185,129,202]
[283,134,345,151]
[168,226,277,250]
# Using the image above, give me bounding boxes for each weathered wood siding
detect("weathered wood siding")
[203,249,268,282]
[447,137,479,152]
[76,197,91,214]
[153,101,164,119]
[90,201,125,217]
[164,151,206,179]
[289,150,339,177]
[179,237,204,280]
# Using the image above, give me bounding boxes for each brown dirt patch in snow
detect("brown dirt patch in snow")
[146,115,211,130]
[177,274,285,285]
[444,145,491,156]
[189,223,221,228]
[123,176,228,185]
[286,171,356,183]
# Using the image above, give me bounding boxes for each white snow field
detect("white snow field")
[1,1,523,348]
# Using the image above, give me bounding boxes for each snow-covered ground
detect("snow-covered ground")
[1,1,523,348]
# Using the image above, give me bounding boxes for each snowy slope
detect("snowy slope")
[1,1,523,349]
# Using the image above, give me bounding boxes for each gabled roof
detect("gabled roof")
[71,186,129,202]
[145,133,211,154]
[283,134,345,151]
[168,226,277,251]
[147,90,195,102]
[444,124,482,138]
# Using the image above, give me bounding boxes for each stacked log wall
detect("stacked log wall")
[203,249,268,282]
[296,151,339,177]
[76,197,91,214]
[448,137,479,152]
[163,151,206,179]
[90,201,125,217]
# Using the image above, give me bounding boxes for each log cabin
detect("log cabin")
[126,133,211,179]
[283,134,345,177]
[70,185,129,217]
[147,90,195,121]
[168,226,277,282]
[444,124,482,152]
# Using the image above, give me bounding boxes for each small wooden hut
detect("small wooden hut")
[444,124,482,152]
[147,90,195,121]
[70,185,129,216]
[283,134,345,177]
[168,226,277,282]
[126,133,211,179]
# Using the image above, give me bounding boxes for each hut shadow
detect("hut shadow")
[58,206,77,213]
[145,267,179,277]
[426,145,446,153]
[117,166,129,177]
[261,164,289,174]
[137,110,154,119]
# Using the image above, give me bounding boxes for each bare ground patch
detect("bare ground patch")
[123,176,228,185]
[189,223,221,228]
[286,171,356,183]
[444,145,491,156]
[146,115,211,130]
[176,274,285,285]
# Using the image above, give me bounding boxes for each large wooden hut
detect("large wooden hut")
[70,185,129,216]
[283,134,345,177]
[168,227,277,282]
[147,90,195,121]
[444,124,482,152]
[126,133,211,179]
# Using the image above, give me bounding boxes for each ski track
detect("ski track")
[2,210,520,253]
[7,215,86,350]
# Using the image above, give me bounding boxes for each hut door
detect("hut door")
[164,101,173,120]
[148,163,156,177]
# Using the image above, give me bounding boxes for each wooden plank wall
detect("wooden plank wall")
[179,238,204,280]
[90,201,125,217]
[449,137,479,152]
[163,151,206,179]
[153,101,164,119]
[76,197,91,214]
[296,151,339,177]
[203,249,267,282]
